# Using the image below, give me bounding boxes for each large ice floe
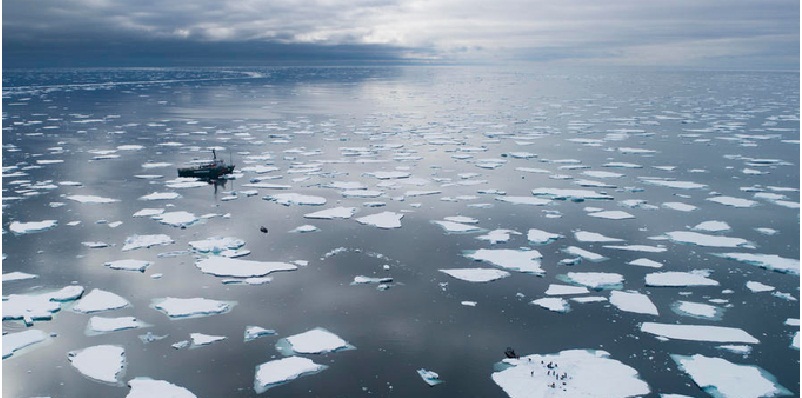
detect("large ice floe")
[560,272,623,289]
[645,271,719,287]
[72,289,130,313]
[715,253,800,275]
[671,354,791,398]
[640,322,759,343]
[68,344,126,384]
[303,206,356,219]
[439,268,511,282]
[463,248,544,275]
[126,378,197,398]
[664,231,753,248]
[492,349,649,397]
[609,291,658,315]
[254,357,327,393]
[3,329,50,359]
[151,297,235,319]
[9,220,57,234]
[356,211,403,229]
[276,327,354,355]
[196,257,297,278]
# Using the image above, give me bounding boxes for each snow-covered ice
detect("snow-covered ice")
[561,272,623,289]
[433,220,483,233]
[126,378,197,398]
[531,188,613,201]
[417,369,444,386]
[463,248,544,275]
[563,246,606,262]
[574,231,622,242]
[627,258,663,268]
[2,271,39,282]
[544,284,590,295]
[278,328,354,354]
[745,281,775,292]
[190,333,227,348]
[664,231,753,248]
[196,257,297,278]
[4,286,85,325]
[245,326,276,342]
[356,211,403,229]
[672,354,790,398]
[707,196,759,208]
[87,316,150,335]
[254,357,327,393]
[715,253,800,275]
[671,301,721,320]
[104,259,152,272]
[477,229,521,244]
[152,211,199,227]
[152,298,234,319]
[527,228,562,245]
[641,322,759,343]
[303,206,356,219]
[645,271,719,287]
[66,194,120,204]
[122,234,174,251]
[439,268,511,282]
[609,291,658,315]
[530,297,570,312]
[588,210,635,220]
[691,221,731,233]
[265,193,326,206]
[68,345,126,384]
[72,289,130,313]
[3,329,49,359]
[9,220,57,234]
[139,192,182,201]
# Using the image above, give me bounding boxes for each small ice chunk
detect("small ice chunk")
[664,231,752,248]
[574,231,622,242]
[645,271,719,287]
[190,333,227,348]
[3,329,49,359]
[531,188,613,201]
[122,234,174,251]
[265,193,327,206]
[754,227,778,235]
[530,297,570,312]
[303,206,356,219]
[588,210,635,220]
[604,245,667,253]
[291,225,319,233]
[461,301,477,306]
[495,196,552,206]
[196,257,297,278]
[245,326,276,342]
[745,281,775,292]
[68,345,126,384]
[477,229,521,244]
[444,216,478,224]
[66,194,120,204]
[662,202,697,212]
[563,246,606,262]
[139,192,182,201]
[609,291,658,315]
[562,272,623,289]
[189,237,245,254]
[356,211,403,229]
[433,220,483,233]
[671,301,721,319]
[545,284,589,295]
[254,357,327,393]
[526,228,562,245]
[3,271,39,282]
[104,259,152,272]
[72,289,130,313]
[439,268,511,282]
[707,196,759,208]
[87,316,149,335]
[463,248,544,275]
[279,328,354,354]
[691,221,731,233]
[641,323,758,343]
[417,369,444,386]
[672,354,790,397]
[126,378,196,398]
[628,258,663,268]
[9,220,57,234]
[641,179,707,189]
[133,208,164,217]
[152,211,199,227]
[152,297,234,319]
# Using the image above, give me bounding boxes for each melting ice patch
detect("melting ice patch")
[417,369,444,386]
[277,328,354,355]
[139,192,182,201]
[588,210,635,220]
[3,329,49,359]
[127,378,197,398]
[66,194,119,204]
[3,286,84,325]
[104,259,152,272]
[707,196,759,208]
[152,211,199,227]
[645,271,719,287]
[491,350,649,398]
[478,229,521,244]
[72,289,130,313]
[671,301,723,320]
[68,345,126,384]
[87,316,150,335]
[196,257,297,278]
[662,202,697,212]
[189,237,246,254]
[9,220,57,234]
[265,193,326,206]
[527,229,562,245]
[463,249,544,275]
[439,268,510,282]
[122,234,174,251]
[152,298,235,319]
[671,354,790,398]
[245,326,276,342]
[640,323,758,343]
[561,272,623,289]
[432,220,483,233]
[530,297,570,313]
[531,188,613,201]
[664,231,753,248]
[303,206,356,219]
[574,231,622,242]
[356,211,403,229]
[715,253,799,275]
[254,357,327,393]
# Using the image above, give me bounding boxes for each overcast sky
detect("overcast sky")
[3,0,799,69]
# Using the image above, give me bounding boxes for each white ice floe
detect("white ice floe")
[588,210,635,220]
[531,188,613,201]
[126,378,196,398]
[279,328,354,354]
[196,257,297,278]
[563,246,606,262]
[495,196,551,206]
[104,259,152,272]
[662,202,697,212]
[254,357,327,393]
[691,221,731,233]
[3,271,38,282]
[478,229,521,244]
[66,194,120,204]
[68,345,126,384]
[745,281,775,292]
[527,229,562,245]
[754,227,778,235]
[715,253,800,275]
[664,231,753,248]
[641,179,707,189]
[417,369,444,386]
[303,206,356,219]
[583,171,624,179]
[640,323,758,343]
[671,301,721,320]
[139,192,182,201]
[152,211,199,227]
[609,291,658,315]
[245,326,276,342]
[4,286,84,325]
[444,216,478,224]
[3,329,49,359]
[189,237,246,254]
[133,208,164,217]
[122,234,174,251]
[190,333,227,348]
[9,220,57,234]
[164,178,208,189]
[707,196,758,208]
[627,258,663,268]
[672,354,790,398]
[530,297,570,312]
[492,349,649,398]
[367,171,410,180]
[87,316,149,335]
[433,220,483,233]
[603,245,667,253]
[241,165,280,174]
[645,271,719,287]
[265,193,326,206]
[574,231,622,242]
[463,249,544,275]
[152,297,234,319]
[562,272,623,289]
[72,289,130,313]
[439,268,511,282]
[544,284,589,295]
[461,301,477,306]
[356,211,403,229]
[290,225,319,233]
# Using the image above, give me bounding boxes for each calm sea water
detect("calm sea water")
[3,66,799,397]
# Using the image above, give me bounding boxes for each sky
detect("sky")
[3,0,799,69]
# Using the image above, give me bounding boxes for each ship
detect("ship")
[177,149,235,179]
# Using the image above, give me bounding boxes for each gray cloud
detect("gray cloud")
[3,0,798,69]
